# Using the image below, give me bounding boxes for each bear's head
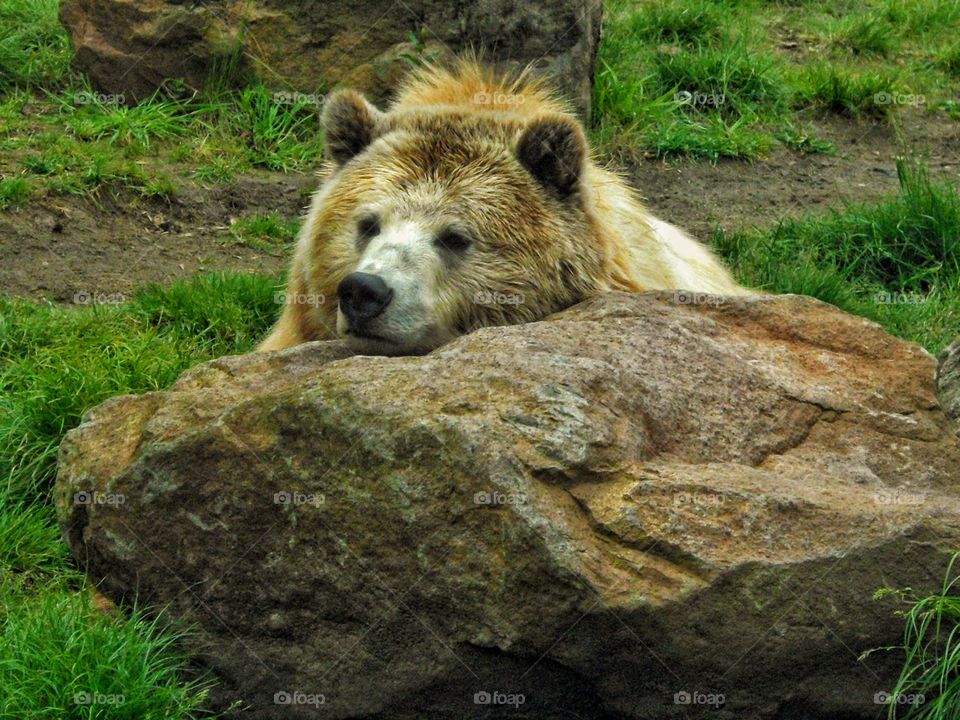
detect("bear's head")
[309,89,608,355]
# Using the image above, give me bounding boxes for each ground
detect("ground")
[4,111,958,301]
[634,112,960,238]
[0,171,312,299]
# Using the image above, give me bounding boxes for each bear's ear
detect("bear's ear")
[322,89,383,165]
[516,116,586,198]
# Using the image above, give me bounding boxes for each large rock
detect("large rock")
[59,0,603,116]
[56,292,960,719]
[939,336,960,436]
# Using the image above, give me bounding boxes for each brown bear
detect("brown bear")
[259,59,749,354]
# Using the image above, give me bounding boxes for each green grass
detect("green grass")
[593,0,781,161]
[0,272,278,717]
[714,159,960,352]
[593,0,960,160]
[874,553,960,720]
[62,91,204,149]
[0,83,323,201]
[0,589,214,719]
[0,0,323,203]
[0,273,279,502]
[883,0,960,33]
[638,109,775,161]
[774,125,837,154]
[0,487,64,577]
[937,43,960,76]
[228,211,301,251]
[792,63,907,117]
[223,85,323,171]
[141,173,178,200]
[827,12,899,57]
[0,175,31,208]
[0,0,72,89]
[649,42,787,118]
[622,0,736,46]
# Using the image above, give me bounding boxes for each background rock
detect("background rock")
[57,292,960,719]
[59,0,603,116]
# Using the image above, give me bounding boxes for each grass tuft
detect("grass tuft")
[0,176,31,208]
[792,64,904,117]
[133,271,280,349]
[937,43,960,76]
[592,3,783,163]
[874,554,960,720]
[215,86,324,171]
[883,0,960,33]
[0,488,64,579]
[649,43,786,119]
[228,211,301,251]
[774,126,836,154]
[0,592,213,719]
[62,91,205,149]
[624,0,734,46]
[0,0,72,89]
[828,12,899,57]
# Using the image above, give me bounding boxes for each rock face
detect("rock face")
[939,336,960,436]
[56,292,960,719]
[58,0,603,116]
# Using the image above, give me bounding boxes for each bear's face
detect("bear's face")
[313,90,604,355]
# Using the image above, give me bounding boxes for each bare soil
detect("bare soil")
[1,109,958,302]
[0,172,316,301]
[629,111,960,239]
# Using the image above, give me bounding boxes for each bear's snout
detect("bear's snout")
[337,272,394,329]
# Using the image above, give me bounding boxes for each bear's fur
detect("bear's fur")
[259,59,749,354]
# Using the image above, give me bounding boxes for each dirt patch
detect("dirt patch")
[1,110,958,302]
[0,171,317,302]
[628,109,960,239]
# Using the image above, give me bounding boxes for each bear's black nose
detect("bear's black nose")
[337,272,394,326]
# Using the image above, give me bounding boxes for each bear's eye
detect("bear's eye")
[435,228,472,254]
[356,214,380,245]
